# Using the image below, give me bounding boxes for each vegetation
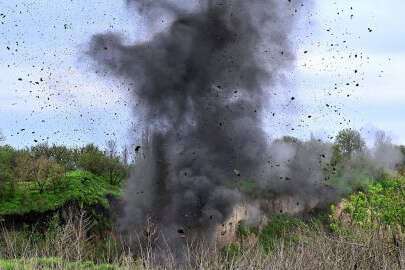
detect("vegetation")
[332,128,365,162]
[0,257,118,270]
[0,129,403,269]
[0,170,120,216]
[0,140,130,234]
[330,175,405,231]
[400,145,405,174]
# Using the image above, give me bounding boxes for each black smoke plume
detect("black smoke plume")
[88,0,311,253]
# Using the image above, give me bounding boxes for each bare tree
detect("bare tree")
[122,145,129,166]
[105,139,125,185]
[106,139,118,159]
[0,130,5,143]
[34,156,51,193]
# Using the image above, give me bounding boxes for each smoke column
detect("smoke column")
[88,0,311,252]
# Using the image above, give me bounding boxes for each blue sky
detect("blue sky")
[0,0,404,150]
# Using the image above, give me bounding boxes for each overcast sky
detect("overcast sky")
[0,0,404,150]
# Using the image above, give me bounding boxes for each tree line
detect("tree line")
[0,128,404,200]
[0,135,131,199]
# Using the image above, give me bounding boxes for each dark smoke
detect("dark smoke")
[88,0,311,253]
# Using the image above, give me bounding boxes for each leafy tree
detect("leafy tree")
[104,140,127,185]
[0,146,17,197]
[48,161,67,191]
[30,143,79,170]
[330,144,343,166]
[78,144,109,176]
[33,156,52,193]
[14,151,35,182]
[48,145,79,170]
[31,143,51,159]
[29,156,66,193]
[105,157,127,185]
[334,129,365,159]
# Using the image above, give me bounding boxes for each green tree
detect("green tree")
[33,156,52,193]
[78,144,108,176]
[0,145,17,197]
[105,156,127,185]
[47,161,67,191]
[334,129,365,158]
[31,143,51,159]
[48,144,79,170]
[105,139,127,185]
[14,151,35,182]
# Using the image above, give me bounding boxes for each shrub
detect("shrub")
[330,176,405,231]
[0,170,120,216]
[258,214,307,253]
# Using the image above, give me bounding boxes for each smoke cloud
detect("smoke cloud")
[87,1,404,262]
[88,0,311,244]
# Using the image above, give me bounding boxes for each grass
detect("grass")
[0,173,403,269]
[1,218,403,269]
[0,170,120,216]
[258,214,309,253]
[0,257,118,270]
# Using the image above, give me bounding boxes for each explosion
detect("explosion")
[87,0,401,261]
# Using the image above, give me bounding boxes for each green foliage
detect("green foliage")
[0,146,17,198]
[105,156,128,185]
[0,143,128,183]
[330,176,405,232]
[328,172,375,194]
[222,242,241,257]
[0,143,128,234]
[0,170,120,216]
[258,214,306,253]
[79,144,128,184]
[399,145,405,175]
[331,143,343,166]
[79,145,109,176]
[235,220,259,241]
[0,257,118,270]
[334,129,365,158]
[29,143,79,169]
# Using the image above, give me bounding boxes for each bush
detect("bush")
[78,144,128,184]
[330,176,405,231]
[0,170,120,216]
[258,214,307,253]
